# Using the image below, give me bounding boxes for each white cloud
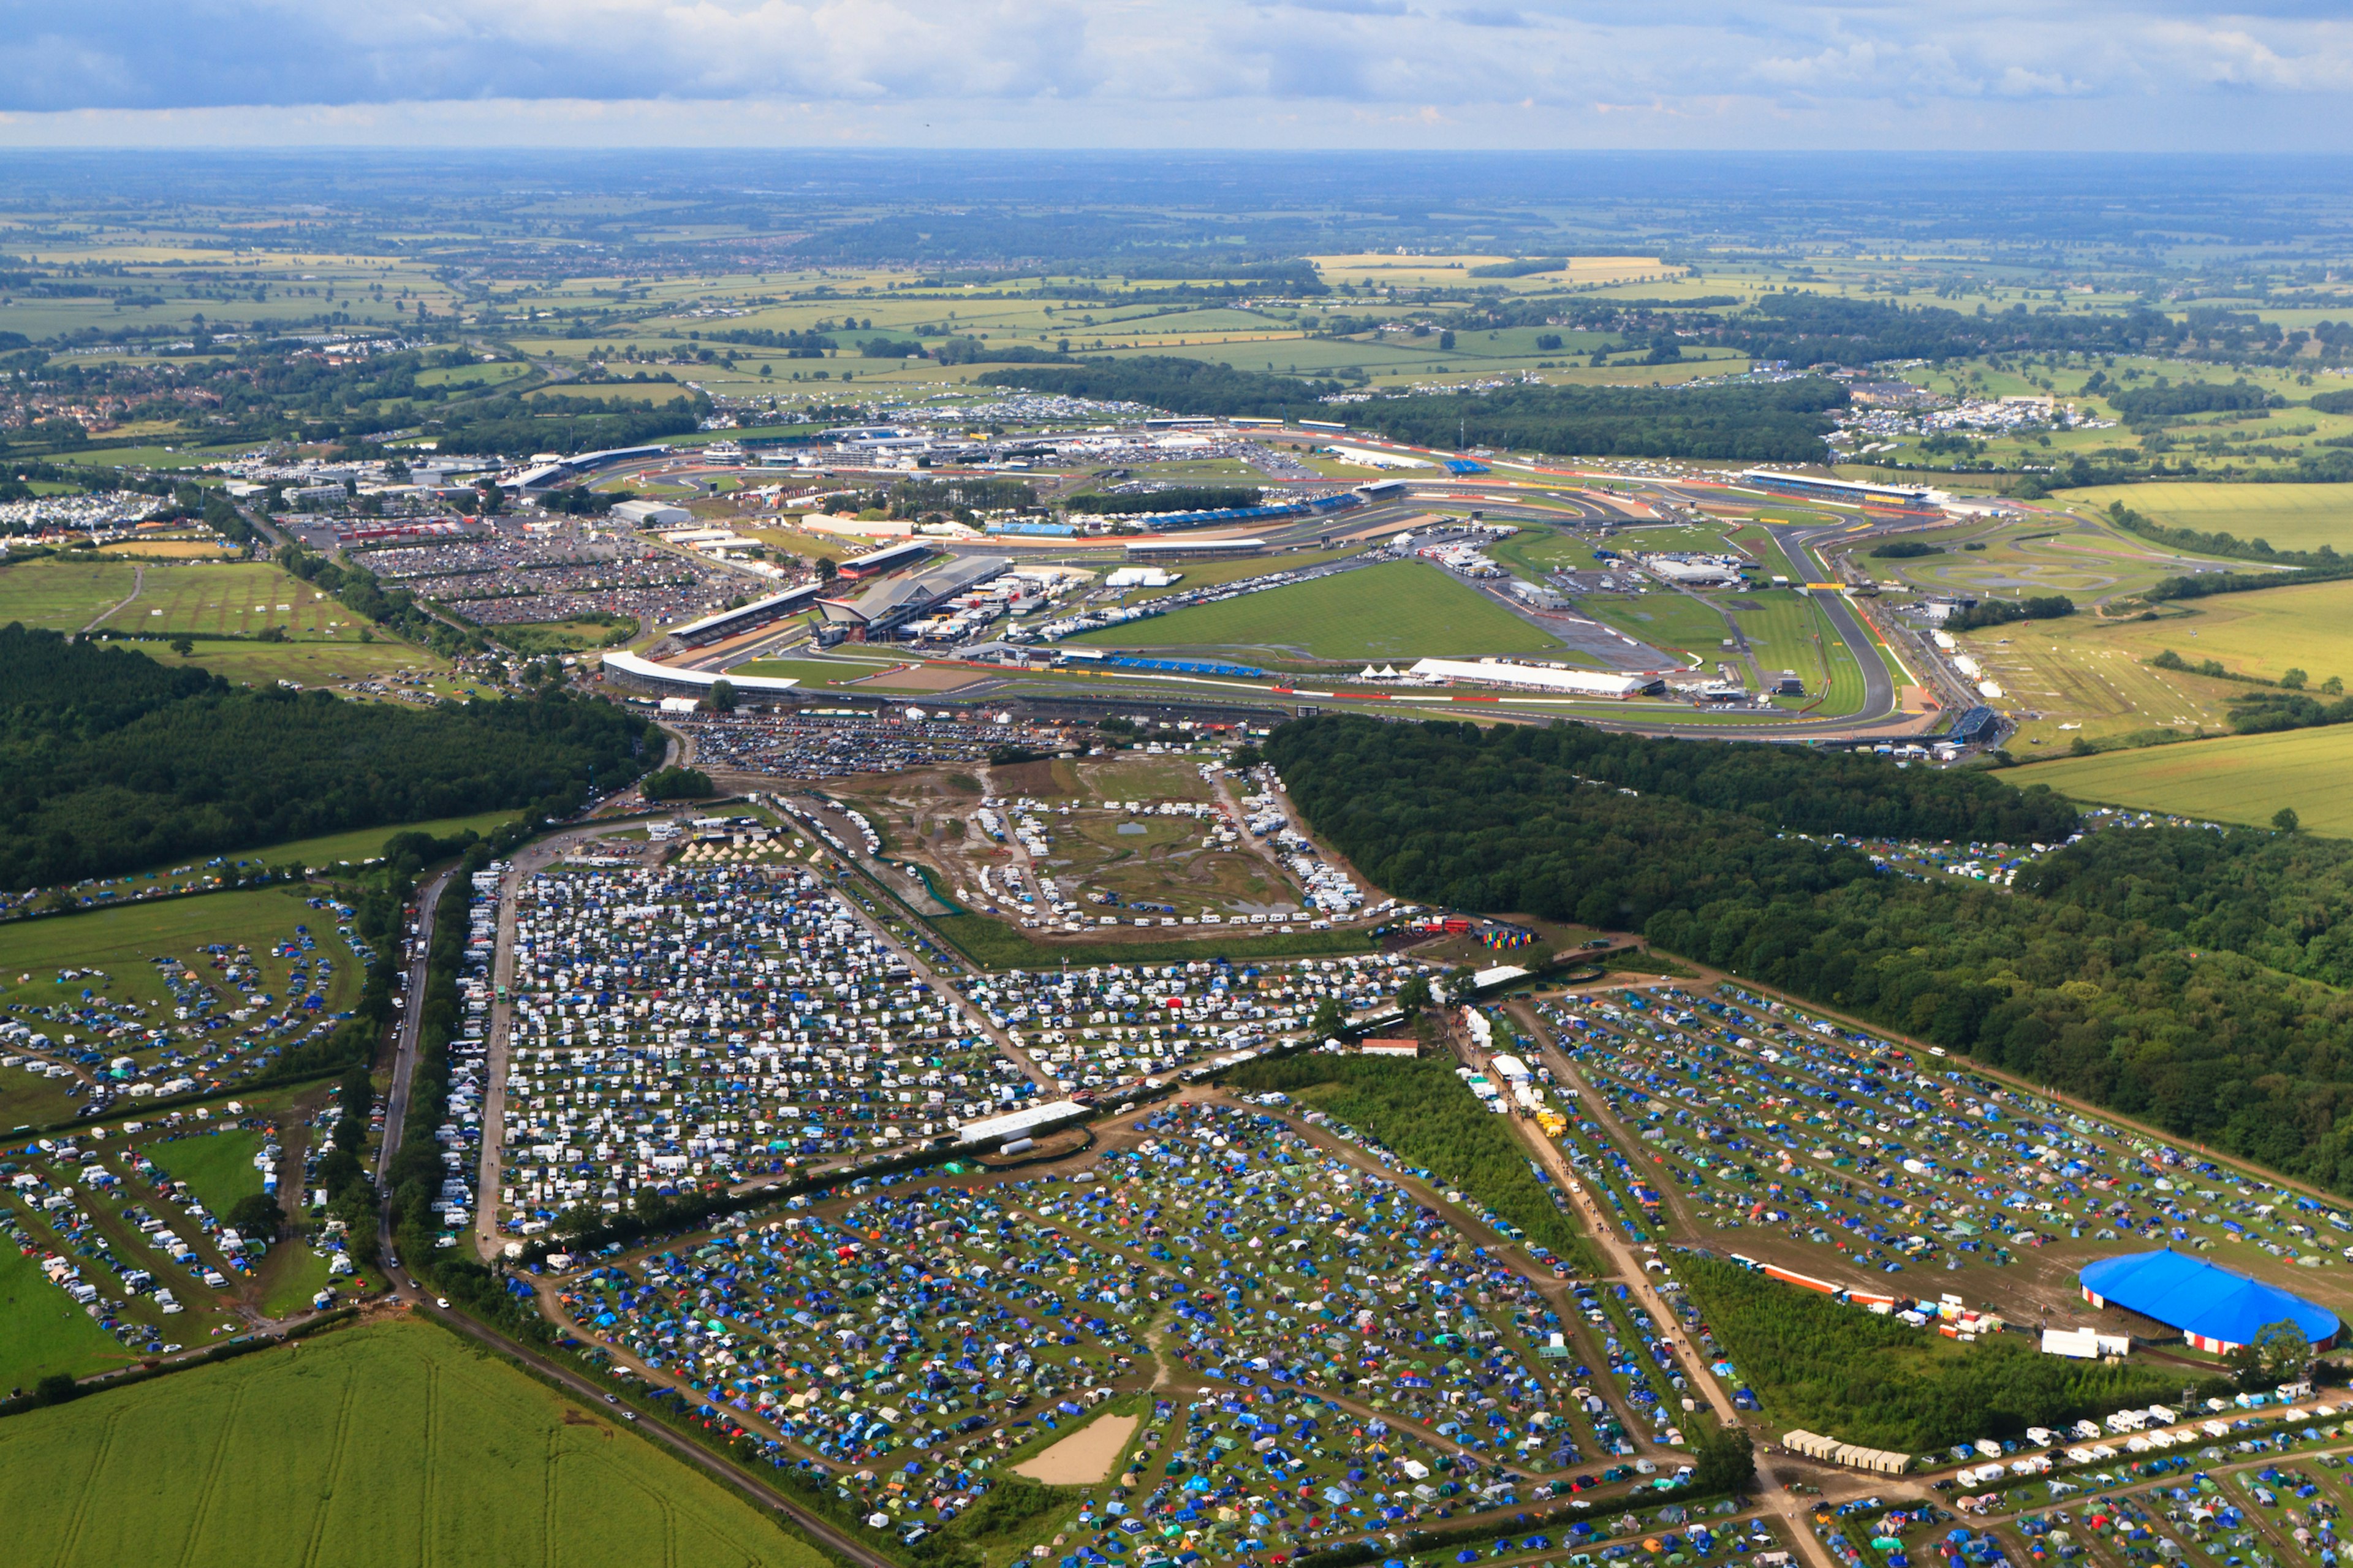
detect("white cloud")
[0,0,2349,145]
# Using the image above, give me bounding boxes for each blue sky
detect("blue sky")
[0,0,2346,148]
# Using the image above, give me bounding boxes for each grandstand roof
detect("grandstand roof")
[2080,1249,2340,1349]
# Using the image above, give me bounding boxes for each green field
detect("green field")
[220,809,523,872]
[2044,578,2353,687]
[94,561,351,639]
[0,887,361,1120]
[2061,483,2353,553]
[1072,559,1561,661]
[1582,588,1731,659]
[142,1127,267,1218]
[0,1319,832,1567]
[0,1241,135,1392]
[2016,723,2353,836]
[1118,547,1359,602]
[0,557,141,631]
[161,636,454,691]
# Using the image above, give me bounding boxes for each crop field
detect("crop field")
[0,556,142,631]
[2061,483,2353,553]
[2014,725,2353,836]
[2079,580,2353,687]
[91,560,356,638]
[0,1318,833,1568]
[1073,561,1562,662]
[0,884,367,1122]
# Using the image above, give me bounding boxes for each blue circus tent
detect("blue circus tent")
[2079,1248,2340,1352]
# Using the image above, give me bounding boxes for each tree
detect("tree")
[1231,744,1264,770]
[2283,668,2308,690]
[169,636,194,658]
[1442,964,1479,1002]
[1395,975,1433,1021]
[1310,996,1346,1040]
[1689,1422,1756,1496]
[817,557,839,582]
[705,678,736,714]
[2230,1319,2313,1390]
[641,765,714,801]
[227,1191,285,1242]
[2275,807,2302,833]
[34,1373,77,1406]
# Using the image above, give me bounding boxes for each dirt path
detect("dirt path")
[81,562,144,634]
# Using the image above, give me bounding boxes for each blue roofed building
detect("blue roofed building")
[2079,1248,2340,1354]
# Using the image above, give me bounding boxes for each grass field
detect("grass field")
[94,561,352,639]
[1070,560,1561,661]
[1117,547,1359,602]
[1952,613,2240,754]
[160,637,453,690]
[0,1240,135,1391]
[0,557,140,631]
[2015,724,2353,835]
[0,1318,833,1567]
[2061,483,2353,553]
[0,887,360,1105]
[1582,589,1730,660]
[142,1127,267,1218]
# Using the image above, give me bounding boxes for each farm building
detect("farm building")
[2078,1248,2341,1354]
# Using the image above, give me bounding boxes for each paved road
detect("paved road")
[377,866,456,1189]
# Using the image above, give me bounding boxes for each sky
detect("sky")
[0,0,2346,150]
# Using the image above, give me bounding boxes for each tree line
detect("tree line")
[1267,714,2353,1194]
[1675,1253,2191,1450]
[0,625,654,890]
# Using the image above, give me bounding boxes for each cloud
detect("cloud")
[0,0,2351,146]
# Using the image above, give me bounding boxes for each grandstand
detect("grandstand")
[1739,469,1939,512]
[667,581,827,646]
[2079,1249,2341,1354]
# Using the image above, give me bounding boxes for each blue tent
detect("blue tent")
[2079,1248,2340,1350]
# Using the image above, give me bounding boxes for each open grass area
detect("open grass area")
[0,886,362,1099]
[93,560,353,638]
[1952,615,2240,754]
[157,636,454,691]
[2077,578,2353,686]
[0,556,140,631]
[0,1240,135,1391]
[1581,589,1730,661]
[2061,482,2353,553]
[1116,547,1358,602]
[0,1318,833,1567]
[1072,559,1559,661]
[2013,724,2353,836]
[140,1126,267,1218]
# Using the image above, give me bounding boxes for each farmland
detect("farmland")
[0,1319,833,1568]
[2015,724,2353,836]
[88,560,357,640]
[0,557,142,631]
[2061,482,2353,553]
[1072,561,1563,662]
